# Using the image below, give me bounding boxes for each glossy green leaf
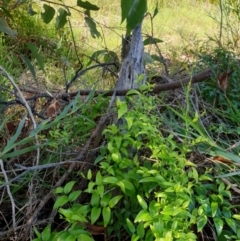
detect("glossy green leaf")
[94,155,105,164]
[86,181,95,193]
[84,16,101,38]
[90,191,99,207]
[226,218,237,233]
[59,208,73,220]
[237,228,240,238]
[100,193,111,207]
[53,196,69,209]
[91,206,101,224]
[186,232,197,239]
[233,214,240,220]
[192,167,198,181]
[116,99,127,119]
[197,215,207,232]
[56,231,69,240]
[165,231,173,240]
[42,225,51,241]
[68,190,81,202]
[109,195,123,208]
[31,237,40,240]
[126,218,135,233]
[76,204,91,216]
[211,202,218,217]
[77,234,94,241]
[56,8,69,30]
[199,174,213,181]
[139,177,158,183]
[112,152,120,162]
[123,180,135,192]
[137,195,148,210]
[87,169,92,180]
[103,206,111,227]
[97,185,104,198]
[115,136,122,149]
[126,89,141,96]
[64,181,76,194]
[65,235,75,241]
[135,210,153,222]
[213,217,223,236]
[103,176,118,184]
[218,182,225,193]
[77,0,99,10]
[71,214,88,223]
[131,234,140,241]
[117,181,125,193]
[34,227,41,238]
[0,18,17,37]
[95,171,102,185]
[171,220,178,230]
[222,207,232,218]
[41,4,55,24]
[125,117,133,130]
[137,222,144,238]
[153,3,158,18]
[161,205,174,216]
[149,200,158,216]
[54,187,64,194]
[121,0,134,23]
[126,0,147,33]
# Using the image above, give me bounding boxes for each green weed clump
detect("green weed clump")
[33,90,240,241]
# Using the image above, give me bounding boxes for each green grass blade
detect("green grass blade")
[2,115,27,156]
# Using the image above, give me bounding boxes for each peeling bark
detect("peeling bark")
[117,23,146,91]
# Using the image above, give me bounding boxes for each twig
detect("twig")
[68,19,83,68]
[15,161,97,171]
[2,68,212,103]
[0,149,98,189]
[219,0,223,48]
[221,177,240,195]
[63,68,213,98]
[0,159,16,231]
[0,66,40,240]
[66,62,117,93]
[226,140,240,151]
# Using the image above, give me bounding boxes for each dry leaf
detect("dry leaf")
[86,223,105,235]
[46,100,61,118]
[213,156,233,164]
[217,70,234,94]
[6,121,17,133]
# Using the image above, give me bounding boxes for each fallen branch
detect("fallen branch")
[1,69,212,122]
[62,68,212,98]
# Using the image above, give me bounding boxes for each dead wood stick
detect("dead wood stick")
[62,68,212,98]
[16,68,212,100]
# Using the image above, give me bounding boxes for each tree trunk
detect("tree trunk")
[117,23,146,92]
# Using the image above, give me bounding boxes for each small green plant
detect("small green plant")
[32,181,94,241]
[34,90,240,240]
